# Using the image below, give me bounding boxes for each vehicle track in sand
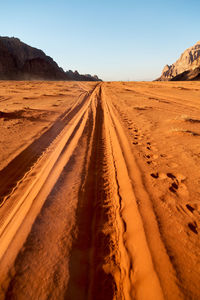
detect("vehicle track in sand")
[0,83,186,299]
[0,83,99,293]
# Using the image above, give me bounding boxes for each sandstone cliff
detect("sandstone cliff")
[157,41,200,81]
[170,67,200,81]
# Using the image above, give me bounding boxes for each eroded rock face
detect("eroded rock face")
[0,37,68,80]
[65,70,101,81]
[158,41,200,81]
[170,67,200,81]
[0,36,102,81]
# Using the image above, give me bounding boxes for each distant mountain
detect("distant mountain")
[0,37,101,81]
[66,70,101,81]
[157,41,200,81]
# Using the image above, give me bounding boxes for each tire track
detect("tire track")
[0,84,100,289]
[65,86,118,300]
[0,85,97,206]
[101,87,164,300]
[102,85,183,300]
[0,82,186,299]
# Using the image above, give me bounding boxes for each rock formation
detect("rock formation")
[66,70,101,81]
[170,67,200,81]
[157,40,200,81]
[0,37,101,81]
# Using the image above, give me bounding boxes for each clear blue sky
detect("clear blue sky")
[1,0,200,81]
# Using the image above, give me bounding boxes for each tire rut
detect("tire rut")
[0,85,98,206]
[66,87,118,300]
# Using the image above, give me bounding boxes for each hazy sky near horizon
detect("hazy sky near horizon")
[1,0,200,81]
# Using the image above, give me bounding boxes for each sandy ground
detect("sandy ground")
[0,81,200,299]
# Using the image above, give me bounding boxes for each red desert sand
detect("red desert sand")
[0,81,200,299]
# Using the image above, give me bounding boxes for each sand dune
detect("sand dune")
[0,81,200,299]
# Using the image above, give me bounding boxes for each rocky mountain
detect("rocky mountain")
[0,37,101,81]
[66,70,101,81]
[157,40,200,81]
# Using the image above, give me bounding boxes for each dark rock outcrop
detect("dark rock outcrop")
[0,37,101,81]
[66,70,101,81]
[170,67,200,81]
[0,37,68,80]
[157,41,200,81]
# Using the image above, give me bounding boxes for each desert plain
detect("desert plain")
[0,80,200,299]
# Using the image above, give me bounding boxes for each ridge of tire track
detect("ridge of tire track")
[0,84,100,281]
[102,85,165,300]
[0,84,98,206]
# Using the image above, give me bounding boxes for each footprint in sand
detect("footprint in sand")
[188,221,198,234]
[186,204,195,213]
[146,143,158,152]
[150,171,189,199]
[176,203,199,235]
[143,154,152,165]
[169,182,178,193]
[150,172,159,179]
[166,172,177,179]
[166,173,189,198]
[131,128,142,145]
